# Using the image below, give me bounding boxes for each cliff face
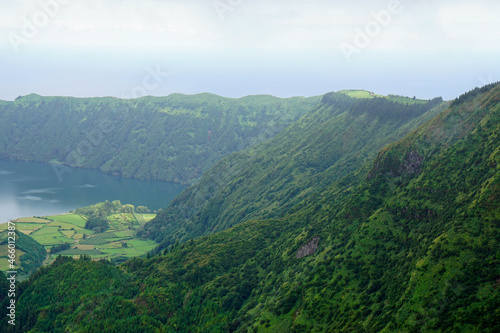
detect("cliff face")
[369,149,424,180]
[296,236,320,259]
[368,82,500,182]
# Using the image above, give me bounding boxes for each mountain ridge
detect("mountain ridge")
[2,83,498,332]
[0,93,321,184]
[143,93,445,250]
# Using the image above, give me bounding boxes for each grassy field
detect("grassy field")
[114,230,135,237]
[44,214,87,228]
[338,89,428,105]
[338,89,382,99]
[79,233,119,245]
[0,218,48,232]
[386,95,428,104]
[14,217,48,223]
[30,227,66,245]
[7,211,157,262]
[15,223,45,235]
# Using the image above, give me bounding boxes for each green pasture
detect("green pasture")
[79,233,119,245]
[386,95,427,105]
[30,227,70,245]
[45,214,87,228]
[114,230,135,237]
[12,210,157,261]
[14,223,45,234]
[338,89,381,99]
[142,214,156,222]
[338,89,428,105]
[97,239,157,258]
[14,217,49,223]
[133,212,145,224]
[46,221,85,231]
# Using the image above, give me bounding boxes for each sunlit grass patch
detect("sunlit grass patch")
[45,214,87,228]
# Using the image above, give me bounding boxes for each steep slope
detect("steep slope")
[143,93,445,248]
[0,230,46,277]
[0,93,319,184]
[6,83,499,333]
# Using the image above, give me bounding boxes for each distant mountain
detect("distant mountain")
[143,92,445,249]
[0,93,320,184]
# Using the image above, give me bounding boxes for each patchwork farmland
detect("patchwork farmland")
[0,212,157,264]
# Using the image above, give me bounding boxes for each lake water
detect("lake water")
[0,160,186,224]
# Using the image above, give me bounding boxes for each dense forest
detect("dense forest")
[142,93,445,250]
[0,93,320,184]
[1,84,499,332]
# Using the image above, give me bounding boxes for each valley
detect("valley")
[2,1,497,331]
[0,85,498,332]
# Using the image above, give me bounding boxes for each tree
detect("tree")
[121,204,135,213]
[136,206,151,214]
[112,200,122,210]
[49,243,71,254]
[85,217,109,232]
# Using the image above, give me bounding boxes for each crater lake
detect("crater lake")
[0,160,186,224]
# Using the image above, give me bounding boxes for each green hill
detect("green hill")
[0,93,320,184]
[2,84,499,332]
[143,93,445,249]
[0,230,46,277]
[338,89,427,105]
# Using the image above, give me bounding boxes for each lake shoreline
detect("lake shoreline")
[0,159,186,225]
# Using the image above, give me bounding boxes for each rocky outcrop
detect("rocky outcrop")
[296,236,320,259]
[368,149,423,179]
[401,150,423,174]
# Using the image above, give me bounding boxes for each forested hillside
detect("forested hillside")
[2,84,499,332]
[3,84,498,332]
[143,93,445,249]
[0,93,320,184]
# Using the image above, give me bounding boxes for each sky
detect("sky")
[0,0,499,101]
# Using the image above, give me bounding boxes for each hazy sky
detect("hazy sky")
[1,0,499,101]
